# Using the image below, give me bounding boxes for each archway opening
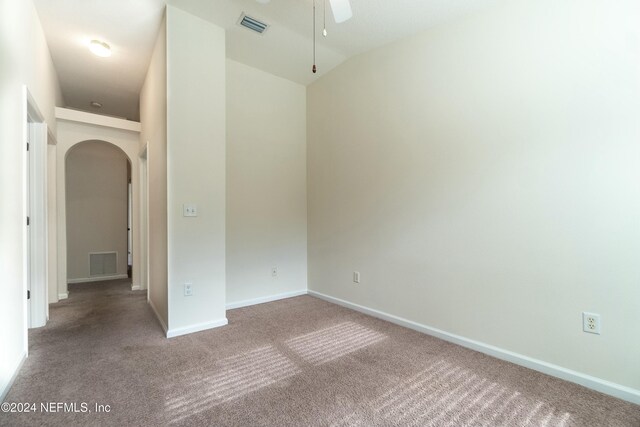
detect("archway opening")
[65,140,133,288]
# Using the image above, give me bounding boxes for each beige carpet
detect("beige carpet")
[1,279,638,426]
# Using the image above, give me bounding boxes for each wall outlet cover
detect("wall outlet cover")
[582,312,601,334]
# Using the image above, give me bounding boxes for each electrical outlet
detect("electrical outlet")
[582,312,601,334]
[353,271,360,283]
[271,266,278,278]
[184,283,193,296]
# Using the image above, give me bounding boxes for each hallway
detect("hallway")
[3,280,161,424]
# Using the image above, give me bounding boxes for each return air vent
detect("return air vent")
[89,252,117,277]
[238,13,269,34]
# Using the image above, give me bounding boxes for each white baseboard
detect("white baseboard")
[308,290,640,405]
[148,299,168,335]
[1,352,26,402]
[67,274,129,284]
[167,318,228,338]
[131,284,142,291]
[226,289,308,310]
[58,292,68,300]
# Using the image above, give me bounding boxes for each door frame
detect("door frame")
[23,86,49,333]
[139,142,149,298]
[53,110,142,298]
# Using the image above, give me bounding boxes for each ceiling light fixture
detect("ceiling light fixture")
[90,101,102,108]
[89,40,111,57]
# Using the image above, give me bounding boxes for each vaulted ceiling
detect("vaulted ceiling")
[34,0,499,121]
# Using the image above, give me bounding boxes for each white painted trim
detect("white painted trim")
[308,290,640,405]
[1,352,27,402]
[22,87,28,354]
[67,274,129,284]
[131,284,142,291]
[167,318,228,338]
[138,149,148,292]
[27,121,49,329]
[57,292,68,300]
[226,289,308,310]
[148,299,168,335]
[24,87,49,333]
[55,107,141,132]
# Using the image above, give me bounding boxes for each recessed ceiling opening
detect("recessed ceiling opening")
[238,13,269,34]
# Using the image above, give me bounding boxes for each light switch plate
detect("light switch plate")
[183,204,198,217]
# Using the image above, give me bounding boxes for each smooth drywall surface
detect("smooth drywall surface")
[0,0,63,399]
[140,15,168,329]
[166,6,226,332]
[307,0,640,391]
[65,142,129,280]
[226,60,308,305]
[55,116,141,299]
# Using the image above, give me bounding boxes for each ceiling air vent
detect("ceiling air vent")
[238,13,269,34]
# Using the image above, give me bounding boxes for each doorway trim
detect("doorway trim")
[23,86,50,331]
[139,142,149,297]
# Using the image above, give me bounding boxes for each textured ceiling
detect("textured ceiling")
[34,0,499,121]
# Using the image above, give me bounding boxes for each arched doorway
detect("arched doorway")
[52,115,144,311]
[65,140,132,285]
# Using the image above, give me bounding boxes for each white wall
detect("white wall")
[165,6,227,335]
[47,143,58,303]
[0,0,62,400]
[226,59,307,307]
[55,113,141,299]
[307,0,640,396]
[66,142,129,280]
[140,15,168,329]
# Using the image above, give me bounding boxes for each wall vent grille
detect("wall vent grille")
[238,13,269,34]
[89,252,117,276]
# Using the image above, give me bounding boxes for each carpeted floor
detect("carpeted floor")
[1,279,638,426]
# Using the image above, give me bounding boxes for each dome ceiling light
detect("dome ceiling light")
[89,39,111,57]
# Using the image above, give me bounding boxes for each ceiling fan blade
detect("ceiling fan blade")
[329,0,352,23]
